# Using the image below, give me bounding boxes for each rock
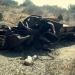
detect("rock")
[23,56,33,66]
[22,55,38,66]
[32,55,38,60]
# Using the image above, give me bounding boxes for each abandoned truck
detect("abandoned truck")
[0,15,75,50]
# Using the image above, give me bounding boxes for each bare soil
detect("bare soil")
[0,42,75,75]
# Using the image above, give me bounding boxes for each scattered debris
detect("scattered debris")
[0,15,75,50]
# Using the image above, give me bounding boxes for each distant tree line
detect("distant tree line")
[0,0,18,6]
[0,0,75,21]
[20,0,67,19]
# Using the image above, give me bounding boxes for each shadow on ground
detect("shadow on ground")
[0,41,75,58]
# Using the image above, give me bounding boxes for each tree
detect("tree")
[57,14,63,22]
[69,5,75,12]
[0,0,18,6]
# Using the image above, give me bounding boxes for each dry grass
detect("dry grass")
[3,10,29,26]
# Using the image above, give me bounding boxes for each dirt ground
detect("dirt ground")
[0,6,75,75]
[0,42,75,75]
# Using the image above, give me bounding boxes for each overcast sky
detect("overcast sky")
[14,0,75,9]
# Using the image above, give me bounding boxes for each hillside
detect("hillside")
[0,2,75,75]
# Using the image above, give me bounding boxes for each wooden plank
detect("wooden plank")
[63,24,75,27]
